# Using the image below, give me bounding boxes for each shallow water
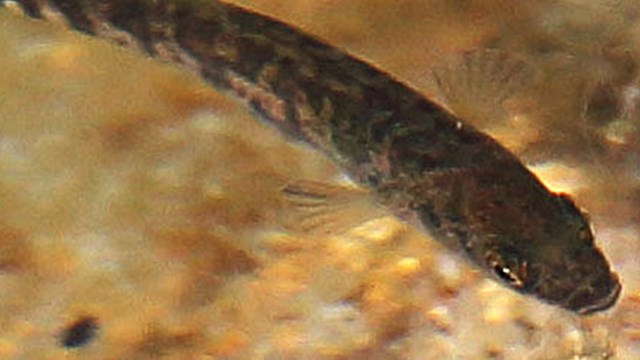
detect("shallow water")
[0,1,638,358]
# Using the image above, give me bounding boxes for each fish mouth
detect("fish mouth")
[573,273,622,315]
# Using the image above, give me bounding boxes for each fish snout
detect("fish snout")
[567,271,621,314]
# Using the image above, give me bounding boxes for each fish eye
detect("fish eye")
[492,263,522,286]
[486,251,526,288]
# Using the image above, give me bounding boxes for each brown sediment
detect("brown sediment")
[0,0,637,358]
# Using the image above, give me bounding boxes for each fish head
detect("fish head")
[465,192,621,314]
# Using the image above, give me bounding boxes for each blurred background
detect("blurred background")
[0,0,639,358]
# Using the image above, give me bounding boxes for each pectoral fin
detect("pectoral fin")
[280,180,388,236]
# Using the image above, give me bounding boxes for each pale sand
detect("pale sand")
[0,1,639,359]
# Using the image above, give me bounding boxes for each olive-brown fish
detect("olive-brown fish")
[6,0,621,314]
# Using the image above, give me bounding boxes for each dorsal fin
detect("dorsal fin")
[429,49,537,124]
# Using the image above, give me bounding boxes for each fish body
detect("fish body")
[6,0,620,313]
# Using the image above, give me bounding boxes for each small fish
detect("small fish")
[5,0,621,314]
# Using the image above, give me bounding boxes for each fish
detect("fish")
[4,0,621,314]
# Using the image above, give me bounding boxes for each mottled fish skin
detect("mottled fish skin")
[6,0,621,314]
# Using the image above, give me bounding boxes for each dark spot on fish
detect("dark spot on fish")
[235,37,277,77]
[444,211,462,224]
[452,228,470,247]
[555,193,585,220]
[60,316,98,348]
[491,198,506,208]
[416,203,441,229]
[366,173,381,187]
